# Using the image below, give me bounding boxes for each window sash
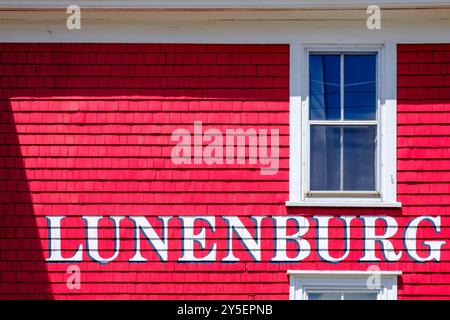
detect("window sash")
[306,289,379,300]
[307,50,380,195]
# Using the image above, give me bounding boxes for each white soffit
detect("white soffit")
[0,0,449,43]
[1,0,450,10]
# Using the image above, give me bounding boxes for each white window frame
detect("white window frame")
[287,43,401,207]
[288,270,402,300]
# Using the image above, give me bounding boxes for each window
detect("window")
[308,291,377,300]
[309,53,377,192]
[288,270,401,300]
[287,44,400,207]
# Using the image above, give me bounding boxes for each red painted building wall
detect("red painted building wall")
[0,43,449,299]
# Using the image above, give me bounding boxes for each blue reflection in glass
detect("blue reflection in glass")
[308,292,341,300]
[309,55,341,120]
[343,126,376,190]
[344,55,377,120]
[310,125,341,191]
[344,292,378,300]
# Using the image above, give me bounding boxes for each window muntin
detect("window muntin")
[308,52,378,194]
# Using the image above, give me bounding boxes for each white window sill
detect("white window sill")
[285,200,402,208]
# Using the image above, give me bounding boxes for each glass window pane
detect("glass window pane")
[343,126,376,191]
[309,54,341,120]
[310,126,341,191]
[343,292,378,300]
[344,54,377,120]
[308,292,341,300]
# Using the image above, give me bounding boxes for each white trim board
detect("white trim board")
[287,270,402,276]
[1,9,450,43]
[285,201,402,207]
[287,43,399,208]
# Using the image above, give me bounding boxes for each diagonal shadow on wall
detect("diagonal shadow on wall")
[0,100,52,299]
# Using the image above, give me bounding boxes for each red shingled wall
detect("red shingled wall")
[396,44,450,299]
[0,43,449,299]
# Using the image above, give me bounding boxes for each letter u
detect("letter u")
[313,216,355,263]
[82,216,124,264]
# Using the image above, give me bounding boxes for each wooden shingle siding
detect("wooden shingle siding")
[0,43,449,299]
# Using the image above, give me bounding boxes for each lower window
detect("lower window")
[308,290,378,300]
[288,270,401,300]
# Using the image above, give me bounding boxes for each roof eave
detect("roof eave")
[1,0,450,10]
